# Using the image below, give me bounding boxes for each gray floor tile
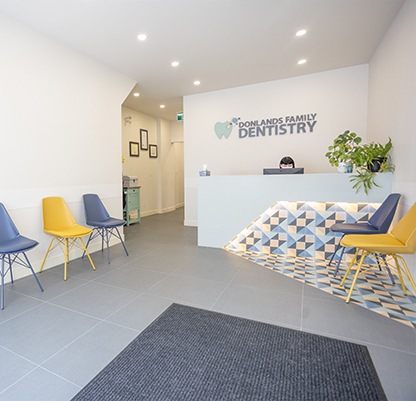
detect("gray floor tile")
[0,290,44,323]
[48,281,140,319]
[231,263,304,296]
[368,345,416,401]
[0,348,36,393]
[40,258,101,282]
[122,249,187,274]
[94,266,168,292]
[0,367,80,401]
[8,269,88,302]
[301,296,416,353]
[212,284,303,329]
[147,274,228,308]
[42,321,138,387]
[174,255,240,283]
[0,303,99,365]
[303,280,349,303]
[106,293,173,331]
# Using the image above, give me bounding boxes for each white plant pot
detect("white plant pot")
[337,162,352,173]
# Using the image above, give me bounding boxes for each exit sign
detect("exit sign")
[177,112,184,122]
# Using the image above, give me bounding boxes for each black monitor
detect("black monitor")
[263,167,304,175]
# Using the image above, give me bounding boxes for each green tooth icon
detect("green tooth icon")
[214,121,233,139]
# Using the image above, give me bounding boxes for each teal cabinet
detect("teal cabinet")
[123,187,141,226]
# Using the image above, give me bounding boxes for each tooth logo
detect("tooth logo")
[214,117,239,139]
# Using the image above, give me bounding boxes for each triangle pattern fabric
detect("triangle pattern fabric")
[225,200,416,329]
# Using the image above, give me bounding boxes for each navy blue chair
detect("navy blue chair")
[82,194,129,264]
[0,203,44,309]
[327,193,401,277]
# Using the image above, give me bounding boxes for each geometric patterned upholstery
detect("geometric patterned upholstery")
[226,201,379,261]
[226,248,416,328]
[225,200,416,329]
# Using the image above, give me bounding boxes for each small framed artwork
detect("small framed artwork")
[129,141,140,157]
[149,144,158,158]
[140,129,148,150]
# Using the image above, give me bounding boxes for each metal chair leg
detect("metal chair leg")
[23,253,44,292]
[105,229,111,264]
[115,227,129,257]
[82,231,94,259]
[333,246,347,277]
[8,255,14,283]
[327,235,344,266]
[40,238,55,273]
[80,238,96,271]
[340,248,360,287]
[380,254,395,285]
[345,251,368,303]
[1,257,5,310]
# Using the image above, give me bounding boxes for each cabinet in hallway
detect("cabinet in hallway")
[123,187,141,226]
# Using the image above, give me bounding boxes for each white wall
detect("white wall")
[0,14,135,280]
[171,121,184,143]
[184,65,369,226]
[368,0,415,207]
[122,106,184,216]
[368,0,416,275]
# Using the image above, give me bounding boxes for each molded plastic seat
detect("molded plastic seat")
[0,203,43,309]
[40,197,96,280]
[82,194,128,264]
[340,202,416,303]
[327,193,401,276]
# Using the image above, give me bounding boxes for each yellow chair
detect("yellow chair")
[40,197,96,280]
[340,202,416,303]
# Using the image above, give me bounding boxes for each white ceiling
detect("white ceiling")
[0,0,404,121]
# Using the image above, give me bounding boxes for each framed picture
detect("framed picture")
[129,141,140,157]
[140,129,148,150]
[149,144,158,158]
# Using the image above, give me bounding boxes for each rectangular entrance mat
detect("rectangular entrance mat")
[72,303,386,401]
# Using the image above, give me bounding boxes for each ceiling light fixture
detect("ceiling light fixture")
[296,29,307,37]
[171,61,179,67]
[297,59,307,65]
[160,105,165,109]
[137,34,147,41]
[133,92,140,97]
[194,80,201,86]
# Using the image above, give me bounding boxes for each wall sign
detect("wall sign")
[214,113,318,140]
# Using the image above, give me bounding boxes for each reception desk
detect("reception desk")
[198,173,393,248]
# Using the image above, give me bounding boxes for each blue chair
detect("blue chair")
[327,193,401,277]
[0,203,44,309]
[82,194,129,264]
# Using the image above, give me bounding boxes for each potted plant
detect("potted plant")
[325,130,363,173]
[363,137,393,172]
[350,138,394,194]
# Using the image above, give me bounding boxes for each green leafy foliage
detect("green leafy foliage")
[325,130,363,167]
[326,133,394,194]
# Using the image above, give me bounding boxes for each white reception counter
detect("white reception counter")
[198,173,393,248]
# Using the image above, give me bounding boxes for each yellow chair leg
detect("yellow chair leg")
[392,254,407,295]
[80,238,96,271]
[395,255,416,294]
[63,238,69,281]
[345,251,368,303]
[340,249,360,287]
[40,238,55,273]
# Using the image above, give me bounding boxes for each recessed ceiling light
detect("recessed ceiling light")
[296,29,307,37]
[133,92,140,97]
[137,34,147,41]
[193,80,201,86]
[297,59,307,65]
[160,104,165,109]
[171,61,180,67]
